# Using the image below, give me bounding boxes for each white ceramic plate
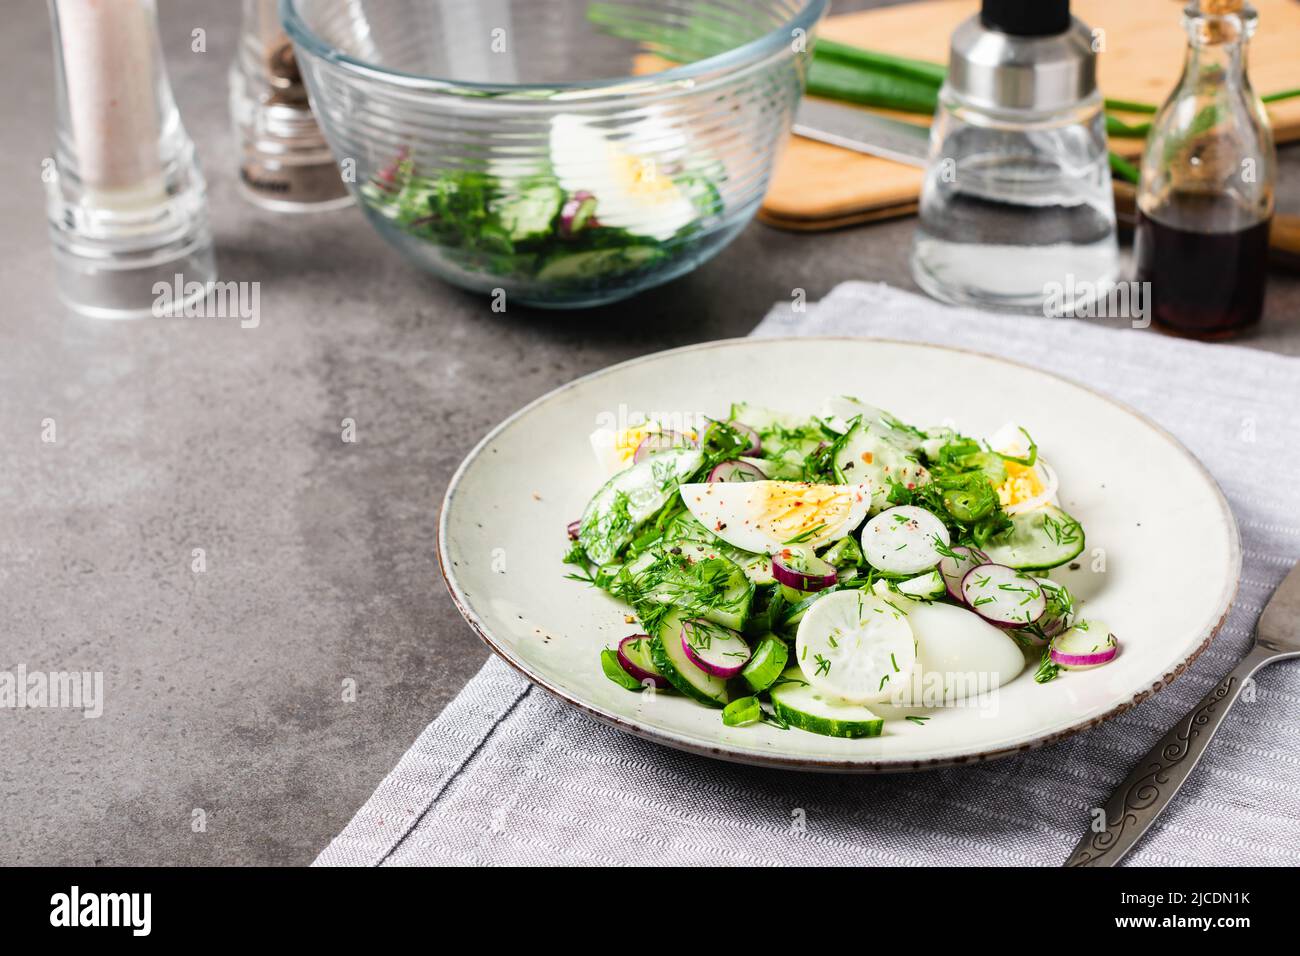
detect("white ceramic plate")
[437,338,1240,771]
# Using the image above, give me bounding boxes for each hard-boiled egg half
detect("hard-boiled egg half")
[988,421,1059,515]
[550,113,698,242]
[678,480,872,555]
[588,421,700,478]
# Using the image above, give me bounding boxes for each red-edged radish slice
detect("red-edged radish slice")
[1013,577,1074,645]
[707,459,766,483]
[961,563,1046,628]
[772,549,837,591]
[861,506,950,576]
[726,420,761,456]
[939,545,988,601]
[566,519,581,540]
[633,430,693,463]
[1049,622,1118,668]
[558,190,597,237]
[617,635,670,688]
[680,619,751,678]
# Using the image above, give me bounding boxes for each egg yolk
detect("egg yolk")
[996,460,1046,507]
[758,483,856,541]
[612,426,698,467]
[608,147,685,207]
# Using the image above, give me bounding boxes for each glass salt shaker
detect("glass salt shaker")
[911,0,1119,315]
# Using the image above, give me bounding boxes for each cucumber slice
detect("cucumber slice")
[769,668,884,739]
[820,396,926,453]
[895,568,946,599]
[579,449,704,565]
[820,535,864,569]
[833,421,931,512]
[740,634,789,693]
[536,245,661,282]
[980,504,1085,571]
[614,548,754,631]
[660,515,775,586]
[795,589,916,704]
[860,505,950,576]
[649,611,728,708]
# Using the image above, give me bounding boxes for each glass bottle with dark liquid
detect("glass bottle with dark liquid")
[1134,0,1275,339]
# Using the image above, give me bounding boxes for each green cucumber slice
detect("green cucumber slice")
[578,449,704,565]
[536,245,662,282]
[649,611,728,708]
[769,668,884,739]
[614,548,754,632]
[896,569,946,599]
[833,421,930,512]
[980,504,1085,571]
[740,634,789,693]
[820,535,864,569]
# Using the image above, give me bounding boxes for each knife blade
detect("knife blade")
[792,98,932,168]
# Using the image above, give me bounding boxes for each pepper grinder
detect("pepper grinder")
[911,0,1119,315]
[45,0,217,319]
[229,0,350,212]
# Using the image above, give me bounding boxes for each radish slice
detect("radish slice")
[1049,621,1118,668]
[961,563,1046,627]
[617,635,670,688]
[772,549,837,591]
[860,506,950,576]
[726,420,761,456]
[939,545,988,601]
[558,190,597,237]
[681,619,751,678]
[566,519,581,540]
[795,590,916,704]
[708,459,766,483]
[1014,577,1074,645]
[633,430,693,463]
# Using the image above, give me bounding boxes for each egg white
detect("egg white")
[550,113,698,242]
[677,480,872,555]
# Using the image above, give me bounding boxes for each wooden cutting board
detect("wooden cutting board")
[761,0,1300,230]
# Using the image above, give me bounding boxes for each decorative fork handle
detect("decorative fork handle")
[1064,645,1276,867]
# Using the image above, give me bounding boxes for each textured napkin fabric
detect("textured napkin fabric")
[316,282,1300,867]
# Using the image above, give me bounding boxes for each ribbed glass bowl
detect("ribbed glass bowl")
[282,0,825,308]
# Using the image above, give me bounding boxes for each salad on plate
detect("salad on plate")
[565,396,1119,739]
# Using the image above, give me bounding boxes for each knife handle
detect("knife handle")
[1064,646,1275,867]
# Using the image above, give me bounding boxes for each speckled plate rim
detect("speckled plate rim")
[436,336,1242,773]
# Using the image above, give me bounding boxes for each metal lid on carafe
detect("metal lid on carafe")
[946,0,1098,113]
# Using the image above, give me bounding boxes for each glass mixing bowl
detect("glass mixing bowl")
[281,0,826,308]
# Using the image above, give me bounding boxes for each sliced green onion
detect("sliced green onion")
[1109,151,1141,185]
[722,696,762,727]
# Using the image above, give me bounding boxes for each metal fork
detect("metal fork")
[1065,560,1300,866]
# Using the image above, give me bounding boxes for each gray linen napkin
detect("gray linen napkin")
[316,282,1300,867]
